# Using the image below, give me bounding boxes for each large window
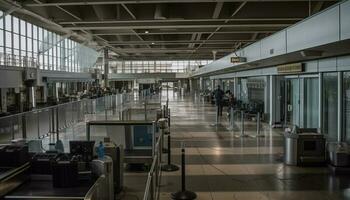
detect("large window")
[0,9,99,72]
[107,59,211,74]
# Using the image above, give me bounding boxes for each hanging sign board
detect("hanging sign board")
[277,63,304,74]
[230,57,247,63]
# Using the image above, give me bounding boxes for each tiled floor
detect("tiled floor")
[159,93,350,200]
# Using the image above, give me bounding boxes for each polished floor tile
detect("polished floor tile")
[160,94,350,200]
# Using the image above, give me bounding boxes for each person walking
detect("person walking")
[214,85,224,116]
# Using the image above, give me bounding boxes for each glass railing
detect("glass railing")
[142,125,163,200]
[84,175,107,200]
[0,93,133,144]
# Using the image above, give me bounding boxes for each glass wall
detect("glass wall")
[108,60,211,74]
[0,10,99,72]
[322,73,338,141]
[344,72,350,143]
[238,77,265,104]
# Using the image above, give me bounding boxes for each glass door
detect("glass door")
[285,79,300,126]
[284,76,319,128]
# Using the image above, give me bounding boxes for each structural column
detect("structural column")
[189,79,193,93]
[264,76,270,117]
[269,75,276,126]
[233,77,238,98]
[55,82,60,102]
[103,48,109,88]
[1,88,7,113]
[43,84,48,103]
[318,73,323,131]
[199,77,203,92]
[337,72,343,142]
[28,86,36,110]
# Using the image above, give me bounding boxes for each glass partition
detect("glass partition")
[322,73,338,141]
[344,72,350,143]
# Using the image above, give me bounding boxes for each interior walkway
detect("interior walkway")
[159,92,350,200]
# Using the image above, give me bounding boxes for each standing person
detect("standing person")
[214,85,225,116]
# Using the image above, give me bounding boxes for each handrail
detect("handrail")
[84,175,106,200]
[142,122,163,200]
[0,94,112,120]
[0,93,134,143]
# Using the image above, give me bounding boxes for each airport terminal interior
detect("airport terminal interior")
[1,0,350,199]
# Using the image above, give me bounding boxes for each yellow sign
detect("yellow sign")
[277,63,304,74]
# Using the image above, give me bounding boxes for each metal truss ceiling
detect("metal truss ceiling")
[1,0,337,60]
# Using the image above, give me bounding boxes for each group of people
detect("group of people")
[213,85,236,117]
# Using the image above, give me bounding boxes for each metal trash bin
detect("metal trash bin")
[328,142,350,167]
[284,126,298,165]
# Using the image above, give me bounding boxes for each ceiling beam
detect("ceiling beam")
[109,40,253,45]
[121,4,136,20]
[188,33,197,48]
[251,32,259,40]
[24,0,337,7]
[212,2,224,19]
[312,1,324,14]
[58,17,303,25]
[189,1,247,59]
[108,48,234,53]
[93,30,276,36]
[63,23,292,30]
[56,6,82,21]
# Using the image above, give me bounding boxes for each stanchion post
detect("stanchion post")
[171,145,197,200]
[161,134,179,172]
[230,107,234,130]
[256,112,264,137]
[240,110,247,137]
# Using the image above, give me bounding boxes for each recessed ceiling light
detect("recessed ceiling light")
[151,42,155,45]
[145,30,149,34]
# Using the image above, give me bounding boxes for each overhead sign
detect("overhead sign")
[277,63,304,74]
[230,57,247,63]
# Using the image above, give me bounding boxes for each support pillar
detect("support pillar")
[43,84,48,103]
[55,82,59,103]
[189,79,193,93]
[28,86,36,110]
[264,76,270,119]
[318,73,323,131]
[103,48,109,88]
[199,77,203,92]
[269,75,276,126]
[337,72,343,142]
[211,79,214,91]
[1,88,7,113]
[233,77,238,98]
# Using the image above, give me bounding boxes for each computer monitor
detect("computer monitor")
[69,141,95,162]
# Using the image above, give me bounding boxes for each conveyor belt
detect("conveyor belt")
[0,163,31,198]
[124,149,153,164]
[3,178,94,199]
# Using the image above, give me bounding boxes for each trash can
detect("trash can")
[328,142,350,167]
[284,127,298,165]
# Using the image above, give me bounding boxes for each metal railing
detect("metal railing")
[84,175,107,200]
[228,108,264,137]
[0,93,132,144]
[143,124,163,200]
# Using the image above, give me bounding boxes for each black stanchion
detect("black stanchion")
[162,134,169,154]
[171,147,197,200]
[162,135,179,172]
